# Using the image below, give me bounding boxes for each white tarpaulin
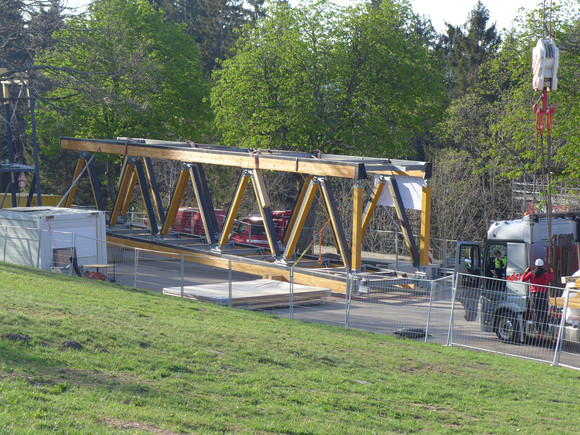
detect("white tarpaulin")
[376,175,425,211]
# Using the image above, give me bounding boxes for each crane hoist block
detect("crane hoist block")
[532,38,559,91]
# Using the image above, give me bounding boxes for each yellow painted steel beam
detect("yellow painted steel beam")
[219,172,250,247]
[110,161,135,226]
[64,157,85,207]
[361,179,385,237]
[419,185,432,266]
[284,179,319,261]
[120,168,137,217]
[161,168,190,236]
[251,169,269,207]
[117,156,130,190]
[352,181,364,271]
[373,170,427,178]
[284,175,313,244]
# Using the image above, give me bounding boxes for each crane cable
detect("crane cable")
[536,0,555,266]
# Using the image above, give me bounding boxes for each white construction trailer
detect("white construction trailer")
[0,207,107,270]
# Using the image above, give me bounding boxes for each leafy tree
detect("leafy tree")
[481,1,580,198]
[37,0,211,144]
[435,0,580,224]
[35,0,212,203]
[150,0,259,73]
[211,0,446,157]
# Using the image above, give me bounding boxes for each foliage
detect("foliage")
[431,148,509,240]
[151,0,259,73]
[443,1,501,98]
[432,0,580,224]
[211,0,447,157]
[480,1,580,200]
[1,263,580,433]
[0,0,66,166]
[35,0,212,147]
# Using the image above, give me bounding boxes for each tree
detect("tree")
[35,0,212,203]
[480,0,580,204]
[150,0,258,73]
[444,1,501,97]
[211,0,446,158]
[1,0,65,176]
[37,0,211,144]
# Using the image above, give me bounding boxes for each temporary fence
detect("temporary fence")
[450,272,580,370]
[0,224,577,370]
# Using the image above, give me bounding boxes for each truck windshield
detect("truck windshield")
[249,223,267,236]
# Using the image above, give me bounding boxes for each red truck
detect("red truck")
[171,207,226,235]
[229,210,292,247]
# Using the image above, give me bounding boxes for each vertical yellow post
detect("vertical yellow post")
[419,184,432,266]
[219,173,250,246]
[110,161,135,226]
[64,157,86,207]
[161,168,190,236]
[352,180,364,271]
[120,169,137,217]
[284,179,319,261]
[284,175,313,244]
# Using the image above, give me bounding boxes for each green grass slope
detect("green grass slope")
[1,263,579,434]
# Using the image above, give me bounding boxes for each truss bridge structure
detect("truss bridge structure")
[60,137,433,293]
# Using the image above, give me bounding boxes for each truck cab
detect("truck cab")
[455,212,580,343]
[171,207,227,236]
[229,210,292,248]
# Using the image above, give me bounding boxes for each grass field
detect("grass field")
[1,262,579,434]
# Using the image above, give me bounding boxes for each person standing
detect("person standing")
[521,259,554,333]
[492,250,507,279]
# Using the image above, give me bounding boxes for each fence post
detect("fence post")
[345,274,353,328]
[36,235,41,268]
[133,248,139,288]
[3,227,7,262]
[290,266,294,320]
[228,258,232,308]
[395,233,399,270]
[26,239,33,267]
[447,273,457,346]
[425,278,435,343]
[552,290,570,367]
[180,254,185,298]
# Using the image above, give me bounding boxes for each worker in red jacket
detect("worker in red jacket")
[521,259,554,333]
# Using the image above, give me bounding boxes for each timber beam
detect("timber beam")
[60,137,431,180]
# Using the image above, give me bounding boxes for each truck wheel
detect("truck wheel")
[495,312,519,343]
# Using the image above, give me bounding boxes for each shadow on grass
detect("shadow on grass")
[0,338,161,400]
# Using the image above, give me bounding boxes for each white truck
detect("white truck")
[454,212,580,343]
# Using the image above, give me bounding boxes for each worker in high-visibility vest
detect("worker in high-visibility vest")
[492,250,507,279]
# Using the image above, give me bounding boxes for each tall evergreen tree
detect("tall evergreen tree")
[0,0,29,67]
[445,1,501,97]
[150,0,258,73]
